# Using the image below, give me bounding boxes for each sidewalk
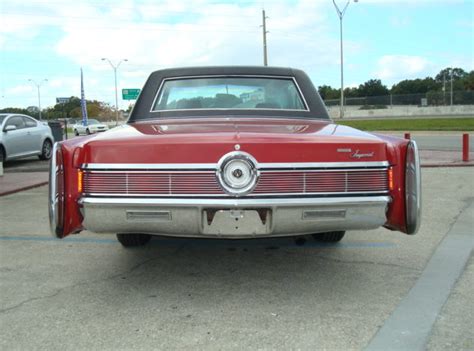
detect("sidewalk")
[0,172,49,197]
[0,151,472,197]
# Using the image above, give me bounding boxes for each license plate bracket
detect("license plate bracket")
[202,209,271,236]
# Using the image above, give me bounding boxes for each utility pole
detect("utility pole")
[261,9,268,66]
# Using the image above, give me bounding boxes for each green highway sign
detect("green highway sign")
[56,97,71,104]
[122,88,141,100]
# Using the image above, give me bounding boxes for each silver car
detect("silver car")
[72,119,108,136]
[0,113,54,162]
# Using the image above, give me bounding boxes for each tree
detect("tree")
[435,67,468,83]
[43,96,115,120]
[344,87,359,98]
[391,78,439,95]
[0,107,31,115]
[461,71,474,91]
[318,85,339,100]
[357,79,389,97]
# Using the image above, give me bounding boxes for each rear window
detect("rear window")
[152,76,307,112]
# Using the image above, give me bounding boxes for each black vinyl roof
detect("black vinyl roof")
[129,66,330,122]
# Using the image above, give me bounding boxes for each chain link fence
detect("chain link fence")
[324,91,474,109]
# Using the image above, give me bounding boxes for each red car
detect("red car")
[49,66,421,247]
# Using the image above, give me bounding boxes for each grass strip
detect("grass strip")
[336,118,474,131]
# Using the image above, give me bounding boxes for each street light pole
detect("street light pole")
[443,71,446,105]
[332,0,357,119]
[102,58,128,125]
[28,79,48,120]
[450,68,454,106]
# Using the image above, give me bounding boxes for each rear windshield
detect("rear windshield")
[152,76,307,112]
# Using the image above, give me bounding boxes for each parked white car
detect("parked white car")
[72,119,108,136]
[0,113,54,162]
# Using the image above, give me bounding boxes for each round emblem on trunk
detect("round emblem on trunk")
[216,152,259,196]
[232,168,243,178]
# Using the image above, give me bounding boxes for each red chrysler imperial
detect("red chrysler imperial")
[49,66,421,247]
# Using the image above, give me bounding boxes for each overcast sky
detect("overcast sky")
[1,0,473,110]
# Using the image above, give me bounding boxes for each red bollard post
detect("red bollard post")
[404,133,411,140]
[462,133,469,162]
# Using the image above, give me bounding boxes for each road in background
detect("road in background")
[386,133,473,152]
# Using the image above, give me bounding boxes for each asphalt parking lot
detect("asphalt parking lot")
[0,167,473,350]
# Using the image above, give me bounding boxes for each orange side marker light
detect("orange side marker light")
[78,170,83,193]
[388,167,394,191]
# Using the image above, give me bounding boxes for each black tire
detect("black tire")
[116,233,152,247]
[312,231,346,243]
[0,145,5,162]
[86,129,90,135]
[74,129,79,136]
[39,139,53,160]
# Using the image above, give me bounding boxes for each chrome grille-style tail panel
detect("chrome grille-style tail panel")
[82,162,389,197]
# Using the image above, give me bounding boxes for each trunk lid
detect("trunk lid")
[81,118,388,164]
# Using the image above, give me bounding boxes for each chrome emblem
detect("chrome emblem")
[232,169,243,178]
[351,150,375,159]
[337,148,352,153]
[234,144,240,150]
[216,151,259,196]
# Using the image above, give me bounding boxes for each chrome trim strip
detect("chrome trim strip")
[81,161,390,170]
[83,191,389,198]
[82,163,216,170]
[260,166,389,172]
[259,162,389,169]
[84,170,215,174]
[48,142,59,237]
[405,140,422,235]
[149,75,309,112]
[80,196,391,207]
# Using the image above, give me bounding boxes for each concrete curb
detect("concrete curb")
[421,163,474,168]
[365,201,474,350]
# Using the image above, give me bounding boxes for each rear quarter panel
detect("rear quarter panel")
[375,133,410,233]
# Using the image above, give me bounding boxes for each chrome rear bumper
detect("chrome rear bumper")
[80,196,390,238]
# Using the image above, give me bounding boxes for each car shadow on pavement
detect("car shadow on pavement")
[97,235,401,309]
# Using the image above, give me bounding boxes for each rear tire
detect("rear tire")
[312,231,346,243]
[86,129,90,135]
[116,234,152,247]
[74,129,79,136]
[39,139,53,160]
